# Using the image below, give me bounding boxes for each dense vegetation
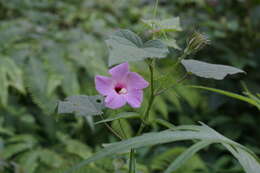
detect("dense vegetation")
[0,0,259,173]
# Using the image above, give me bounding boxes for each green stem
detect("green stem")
[137,60,155,136]
[172,52,188,70]
[99,114,123,140]
[118,119,127,139]
[155,72,189,96]
[129,149,136,173]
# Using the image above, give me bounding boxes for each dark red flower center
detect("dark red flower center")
[114,84,127,94]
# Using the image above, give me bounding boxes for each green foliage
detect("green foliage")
[181,59,245,80]
[65,123,260,173]
[106,29,169,66]
[0,0,259,173]
[151,146,207,173]
[142,17,182,32]
[58,95,105,117]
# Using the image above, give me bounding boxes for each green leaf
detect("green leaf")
[1,58,26,94]
[106,29,169,66]
[0,68,8,106]
[142,17,182,32]
[164,141,210,173]
[112,119,133,138]
[0,57,26,106]
[19,150,40,173]
[58,95,105,117]
[151,147,206,172]
[95,112,140,124]
[39,149,64,168]
[162,39,182,50]
[2,143,34,159]
[224,144,260,173]
[189,85,260,110]
[181,59,245,80]
[57,133,93,159]
[64,123,240,173]
[25,57,57,114]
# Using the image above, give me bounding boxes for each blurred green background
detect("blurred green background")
[0,0,259,172]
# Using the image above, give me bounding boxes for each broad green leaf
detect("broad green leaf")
[2,143,34,159]
[58,95,105,117]
[142,17,182,32]
[64,123,240,173]
[164,141,210,173]
[189,85,260,109]
[106,29,169,66]
[181,59,245,80]
[95,112,140,124]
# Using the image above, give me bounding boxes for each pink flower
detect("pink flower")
[95,62,149,109]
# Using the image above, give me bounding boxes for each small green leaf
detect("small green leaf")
[106,29,169,66]
[58,95,105,117]
[162,39,182,50]
[95,112,140,124]
[181,59,245,80]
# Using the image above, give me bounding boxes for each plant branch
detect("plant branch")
[136,60,155,136]
[99,114,123,140]
[155,73,189,96]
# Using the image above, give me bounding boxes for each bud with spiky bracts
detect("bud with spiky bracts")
[184,32,210,55]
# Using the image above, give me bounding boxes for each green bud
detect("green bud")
[184,32,210,55]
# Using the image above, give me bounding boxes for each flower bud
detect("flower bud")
[184,32,210,55]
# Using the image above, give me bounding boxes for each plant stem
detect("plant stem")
[172,52,188,70]
[128,149,136,173]
[136,60,155,135]
[99,114,123,140]
[118,119,127,139]
[155,72,189,96]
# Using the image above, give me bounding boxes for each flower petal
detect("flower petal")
[109,62,129,81]
[105,92,127,109]
[126,89,143,108]
[95,75,114,95]
[126,72,149,89]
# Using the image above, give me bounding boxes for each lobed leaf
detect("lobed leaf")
[106,29,169,66]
